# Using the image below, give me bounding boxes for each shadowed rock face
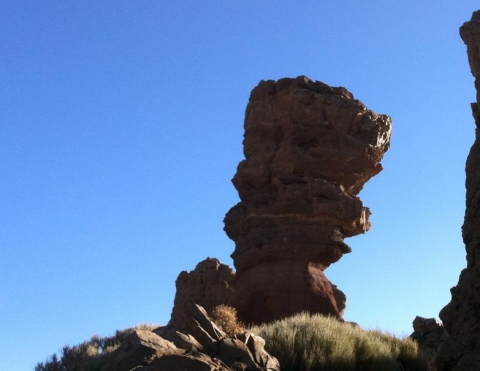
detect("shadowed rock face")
[99,304,280,371]
[437,11,480,371]
[168,258,235,330]
[224,76,391,325]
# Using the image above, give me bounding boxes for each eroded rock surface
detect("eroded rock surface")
[224,76,391,325]
[157,304,280,371]
[169,257,235,329]
[437,10,480,371]
[411,316,446,371]
[100,304,279,371]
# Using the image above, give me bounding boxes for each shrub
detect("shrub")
[34,323,158,371]
[249,312,427,371]
[211,304,245,336]
[34,353,63,371]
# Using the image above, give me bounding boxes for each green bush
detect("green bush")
[249,312,427,371]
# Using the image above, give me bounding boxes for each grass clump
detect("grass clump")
[211,304,245,336]
[34,323,158,371]
[249,312,427,371]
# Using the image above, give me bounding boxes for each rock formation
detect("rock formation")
[437,10,480,371]
[169,258,235,330]
[43,303,279,371]
[37,76,394,370]
[411,316,446,371]
[156,304,279,371]
[224,76,392,325]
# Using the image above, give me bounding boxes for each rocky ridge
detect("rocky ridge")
[37,303,279,371]
[437,10,480,371]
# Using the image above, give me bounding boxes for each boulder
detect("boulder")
[224,76,391,324]
[102,329,180,371]
[411,316,446,371]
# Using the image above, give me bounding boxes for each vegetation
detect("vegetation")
[211,304,245,336]
[34,323,157,371]
[249,312,427,371]
[35,311,427,371]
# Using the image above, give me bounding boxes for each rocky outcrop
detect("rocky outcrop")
[102,329,182,371]
[95,304,279,371]
[437,10,480,371]
[411,316,446,371]
[169,258,235,329]
[156,304,280,371]
[224,76,391,325]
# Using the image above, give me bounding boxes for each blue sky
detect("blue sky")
[1,2,478,369]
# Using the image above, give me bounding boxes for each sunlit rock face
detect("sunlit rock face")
[438,11,480,371]
[224,76,391,325]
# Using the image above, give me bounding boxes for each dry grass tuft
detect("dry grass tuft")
[249,312,427,371]
[211,304,245,336]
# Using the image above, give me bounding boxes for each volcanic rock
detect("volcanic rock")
[224,76,392,325]
[169,257,235,329]
[99,304,279,371]
[411,316,446,371]
[437,10,480,371]
[157,304,280,371]
[102,329,180,371]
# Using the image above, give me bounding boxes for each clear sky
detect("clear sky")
[1,2,479,370]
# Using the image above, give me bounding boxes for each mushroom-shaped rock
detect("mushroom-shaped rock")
[224,76,391,325]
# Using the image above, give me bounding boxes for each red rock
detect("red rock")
[437,10,480,371]
[224,76,391,325]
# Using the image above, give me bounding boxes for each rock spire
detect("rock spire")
[437,10,480,371]
[224,76,392,325]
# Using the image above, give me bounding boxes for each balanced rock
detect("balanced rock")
[437,10,480,371]
[224,76,391,325]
